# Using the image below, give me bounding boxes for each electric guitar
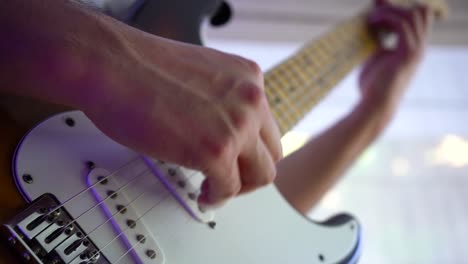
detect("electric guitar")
[0,0,445,263]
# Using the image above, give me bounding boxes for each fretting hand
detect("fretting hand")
[359,0,433,124]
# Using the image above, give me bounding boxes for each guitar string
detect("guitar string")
[86,170,201,263]
[293,28,370,111]
[105,20,376,263]
[269,27,367,129]
[97,44,365,263]
[47,18,365,222]
[266,39,349,128]
[62,164,197,249]
[54,167,152,239]
[70,36,362,251]
[48,22,369,261]
[290,17,371,111]
[68,167,199,263]
[109,44,367,262]
[42,157,141,219]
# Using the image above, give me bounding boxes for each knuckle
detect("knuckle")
[229,109,248,130]
[245,59,262,76]
[200,132,234,161]
[237,82,264,106]
[272,147,283,162]
[223,179,241,198]
[254,166,277,187]
[264,166,277,185]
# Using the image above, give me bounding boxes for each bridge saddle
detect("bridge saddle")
[1,194,109,264]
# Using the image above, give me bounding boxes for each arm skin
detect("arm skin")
[275,100,388,214]
[0,0,283,206]
[275,1,433,215]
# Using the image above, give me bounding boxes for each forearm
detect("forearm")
[275,100,392,214]
[0,0,131,111]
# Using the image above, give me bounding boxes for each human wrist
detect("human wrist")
[351,98,396,136]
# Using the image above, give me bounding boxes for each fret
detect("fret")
[265,15,378,135]
[263,0,447,135]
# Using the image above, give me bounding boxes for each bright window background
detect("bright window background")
[206,39,468,264]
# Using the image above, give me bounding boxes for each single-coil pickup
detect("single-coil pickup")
[88,167,165,264]
[143,158,215,224]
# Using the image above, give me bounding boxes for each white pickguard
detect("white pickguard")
[12,111,361,264]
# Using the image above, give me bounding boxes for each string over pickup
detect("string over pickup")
[88,167,165,264]
[143,158,216,224]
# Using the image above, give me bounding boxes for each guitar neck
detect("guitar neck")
[264,15,378,135]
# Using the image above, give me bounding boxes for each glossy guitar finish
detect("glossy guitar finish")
[8,111,360,263]
[0,0,362,263]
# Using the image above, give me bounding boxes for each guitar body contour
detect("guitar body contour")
[0,1,361,263]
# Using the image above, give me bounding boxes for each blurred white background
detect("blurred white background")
[204,0,468,262]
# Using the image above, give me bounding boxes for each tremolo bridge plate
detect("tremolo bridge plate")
[1,194,109,264]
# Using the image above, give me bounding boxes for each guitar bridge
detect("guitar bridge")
[1,194,110,264]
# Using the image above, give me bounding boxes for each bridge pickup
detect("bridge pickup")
[1,194,110,264]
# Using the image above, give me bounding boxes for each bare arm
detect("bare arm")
[275,2,432,214]
[0,0,282,206]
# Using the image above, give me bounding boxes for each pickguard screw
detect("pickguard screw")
[208,221,216,229]
[126,219,136,229]
[23,253,31,261]
[136,234,146,244]
[65,117,75,127]
[318,254,325,262]
[86,161,96,169]
[22,174,33,184]
[146,249,157,259]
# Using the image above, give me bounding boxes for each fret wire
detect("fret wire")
[294,41,373,114]
[300,42,366,111]
[266,82,299,130]
[288,40,351,114]
[264,15,375,134]
[268,73,303,120]
[266,87,288,123]
[288,39,367,117]
[267,74,304,126]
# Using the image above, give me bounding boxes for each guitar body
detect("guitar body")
[0,1,361,263]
